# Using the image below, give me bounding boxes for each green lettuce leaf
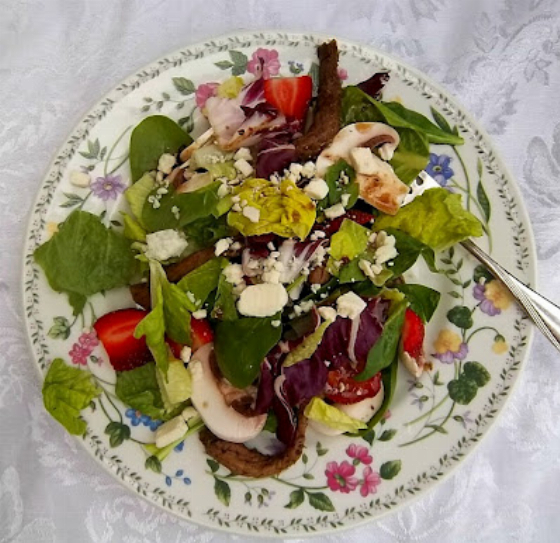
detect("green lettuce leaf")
[125,173,155,226]
[122,213,147,242]
[142,182,222,232]
[304,397,366,432]
[115,362,169,420]
[356,300,407,381]
[129,115,192,182]
[283,320,332,367]
[177,257,227,309]
[34,210,138,315]
[155,361,192,407]
[42,359,101,435]
[227,179,316,239]
[214,317,282,388]
[329,219,369,261]
[373,188,483,250]
[395,284,441,323]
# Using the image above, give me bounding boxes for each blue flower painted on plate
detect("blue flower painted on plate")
[164,469,192,487]
[174,440,185,452]
[426,153,454,186]
[125,409,162,431]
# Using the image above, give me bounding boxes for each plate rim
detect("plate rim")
[20,29,537,537]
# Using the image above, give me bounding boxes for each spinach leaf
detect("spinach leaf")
[388,228,436,276]
[129,115,192,182]
[42,359,101,435]
[34,210,138,315]
[142,182,221,232]
[395,283,441,323]
[177,257,227,309]
[321,159,359,208]
[115,363,168,420]
[356,300,407,381]
[183,215,233,250]
[213,274,238,321]
[389,127,430,184]
[341,86,463,145]
[214,317,282,388]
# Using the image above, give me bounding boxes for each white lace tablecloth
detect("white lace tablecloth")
[2,1,560,541]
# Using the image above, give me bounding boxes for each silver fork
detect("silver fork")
[405,171,560,352]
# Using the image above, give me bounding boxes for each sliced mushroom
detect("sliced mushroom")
[176,171,214,194]
[190,343,267,443]
[315,122,400,176]
[179,127,215,163]
[309,383,385,437]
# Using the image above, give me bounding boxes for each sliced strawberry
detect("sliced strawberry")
[191,318,214,351]
[167,337,183,360]
[325,366,382,405]
[399,308,426,377]
[93,309,152,371]
[316,210,375,237]
[263,76,313,120]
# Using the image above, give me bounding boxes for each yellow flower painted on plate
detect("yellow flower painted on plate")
[217,76,244,99]
[484,280,514,311]
[46,221,59,238]
[433,329,463,354]
[492,337,508,354]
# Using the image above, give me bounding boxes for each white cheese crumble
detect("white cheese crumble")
[301,161,316,178]
[158,153,176,175]
[341,193,351,207]
[336,292,367,319]
[349,147,378,175]
[242,205,260,223]
[324,203,346,219]
[304,178,329,200]
[318,306,337,322]
[180,346,192,363]
[155,416,187,448]
[237,284,288,317]
[234,147,252,161]
[171,205,180,221]
[222,263,244,285]
[69,170,90,188]
[310,230,326,241]
[271,319,281,328]
[145,230,188,261]
[234,159,254,178]
[217,183,231,198]
[192,309,208,320]
[214,237,233,256]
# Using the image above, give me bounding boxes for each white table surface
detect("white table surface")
[2,1,560,541]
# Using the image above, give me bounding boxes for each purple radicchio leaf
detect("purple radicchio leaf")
[357,72,390,100]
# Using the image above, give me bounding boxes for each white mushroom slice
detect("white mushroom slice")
[316,122,400,177]
[190,344,266,443]
[176,171,214,194]
[309,383,385,437]
[179,127,215,163]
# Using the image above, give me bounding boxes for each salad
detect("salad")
[36,40,483,477]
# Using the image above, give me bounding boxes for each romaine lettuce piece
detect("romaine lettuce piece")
[283,320,332,368]
[227,179,316,239]
[304,397,367,432]
[125,172,155,226]
[42,359,101,435]
[156,361,192,407]
[177,257,227,309]
[373,188,483,250]
[329,218,369,261]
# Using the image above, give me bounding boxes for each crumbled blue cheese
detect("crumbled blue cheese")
[155,416,187,448]
[214,237,233,256]
[324,203,346,219]
[242,205,260,223]
[234,159,254,178]
[69,170,90,188]
[145,229,188,261]
[158,153,176,175]
[336,292,367,319]
[237,284,288,317]
[304,178,329,200]
[192,309,207,320]
[234,147,252,161]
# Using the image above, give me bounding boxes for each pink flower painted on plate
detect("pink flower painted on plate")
[360,466,381,497]
[346,443,372,465]
[337,67,348,80]
[325,461,358,494]
[195,82,219,109]
[78,330,99,350]
[383,409,392,420]
[247,48,280,79]
[69,343,89,366]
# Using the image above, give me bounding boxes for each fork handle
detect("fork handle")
[461,239,560,352]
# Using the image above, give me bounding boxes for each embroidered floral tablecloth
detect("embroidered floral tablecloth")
[2,1,560,541]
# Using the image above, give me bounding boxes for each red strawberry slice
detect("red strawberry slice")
[399,308,426,378]
[93,309,152,371]
[191,318,214,351]
[264,76,313,120]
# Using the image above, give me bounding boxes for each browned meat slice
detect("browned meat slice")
[130,247,215,309]
[295,40,341,161]
[199,415,308,478]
